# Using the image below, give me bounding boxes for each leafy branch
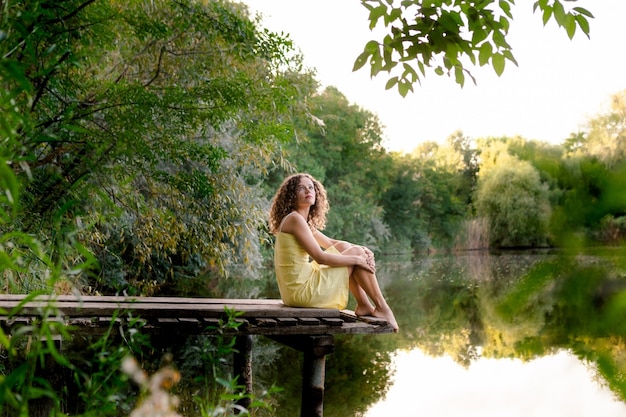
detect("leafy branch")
[354,0,594,97]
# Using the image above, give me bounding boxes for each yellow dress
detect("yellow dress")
[274,231,349,310]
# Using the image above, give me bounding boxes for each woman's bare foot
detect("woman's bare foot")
[355,304,376,317]
[372,306,399,333]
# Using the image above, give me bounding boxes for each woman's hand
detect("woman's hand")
[354,255,375,274]
[361,246,376,273]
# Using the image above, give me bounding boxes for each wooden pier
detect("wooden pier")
[0,294,394,417]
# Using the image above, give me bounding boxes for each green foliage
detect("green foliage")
[0,303,273,416]
[475,152,551,247]
[0,294,71,416]
[71,314,152,416]
[1,0,316,295]
[382,139,470,251]
[355,0,593,96]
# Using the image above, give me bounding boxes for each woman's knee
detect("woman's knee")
[341,245,365,256]
[333,241,352,252]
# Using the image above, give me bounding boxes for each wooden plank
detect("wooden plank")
[0,295,395,337]
[275,317,298,326]
[320,318,343,327]
[254,318,278,327]
[0,300,341,319]
[339,310,358,322]
[298,317,321,326]
[179,317,200,324]
[156,318,178,324]
[340,310,388,326]
[202,318,221,327]
[0,294,285,306]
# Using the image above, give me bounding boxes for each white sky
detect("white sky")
[242,0,626,152]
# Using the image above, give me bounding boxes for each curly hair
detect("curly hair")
[269,173,329,234]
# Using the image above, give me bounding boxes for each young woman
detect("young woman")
[268,173,398,332]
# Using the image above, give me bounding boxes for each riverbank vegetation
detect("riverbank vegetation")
[1,0,623,415]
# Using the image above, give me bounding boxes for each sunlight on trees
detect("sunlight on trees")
[583,89,626,168]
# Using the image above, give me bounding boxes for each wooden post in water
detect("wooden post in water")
[233,335,253,413]
[272,334,335,417]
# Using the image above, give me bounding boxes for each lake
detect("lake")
[263,248,626,416]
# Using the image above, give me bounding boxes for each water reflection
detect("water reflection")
[263,248,626,416]
[366,349,626,417]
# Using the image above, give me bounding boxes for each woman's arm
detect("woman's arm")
[316,230,376,273]
[313,230,347,250]
[282,213,367,269]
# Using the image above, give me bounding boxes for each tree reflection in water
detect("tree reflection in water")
[262,247,626,416]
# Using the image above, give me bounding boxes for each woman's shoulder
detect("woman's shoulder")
[278,211,299,232]
[281,211,310,234]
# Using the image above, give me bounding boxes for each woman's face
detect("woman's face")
[294,176,316,207]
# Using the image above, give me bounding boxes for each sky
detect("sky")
[242,0,626,152]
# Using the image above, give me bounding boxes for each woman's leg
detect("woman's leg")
[331,242,376,316]
[335,241,375,316]
[340,245,399,332]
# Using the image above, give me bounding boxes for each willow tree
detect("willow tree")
[0,0,315,295]
[474,150,551,248]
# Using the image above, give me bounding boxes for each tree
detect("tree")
[1,0,315,295]
[581,89,626,169]
[474,152,551,247]
[382,150,466,251]
[354,0,593,96]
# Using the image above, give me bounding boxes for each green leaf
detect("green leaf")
[385,7,402,25]
[492,29,507,48]
[369,5,388,29]
[565,14,576,39]
[478,42,493,66]
[502,49,518,67]
[402,62,418,82]
[369,51,383,77]
[398,80,412,97]
[573,7,594,19]
[542,6,553,26]
[353,51,371,72]
[364,40,380,54]
[500,16,510,32]
[535,0,549,11]
[575,15,591,39]
[471,28,488,45]
[438,11,462,33]
[492,53,505,76]
[417,61,426,76]
[553,1,566,27]
[454,66,465,87]
[385,76,399,90]
[499,0,513,18]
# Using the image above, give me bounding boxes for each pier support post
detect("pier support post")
[271,334,335,417]
[233,335,253,413]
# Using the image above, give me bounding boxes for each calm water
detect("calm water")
[266,248,626,417]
